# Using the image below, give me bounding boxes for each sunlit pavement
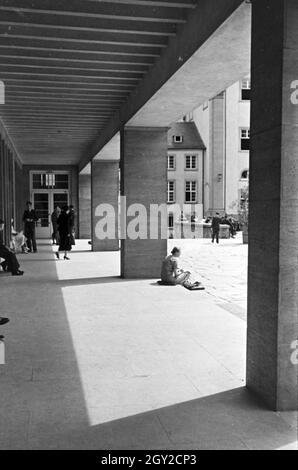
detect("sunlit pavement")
[169,233,248,320]
[0,239,296,450]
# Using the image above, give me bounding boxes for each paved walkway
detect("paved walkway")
[0,239,296,450]
[169,234,248,320]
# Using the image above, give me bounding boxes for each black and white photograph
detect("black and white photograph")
[0,0,297,456]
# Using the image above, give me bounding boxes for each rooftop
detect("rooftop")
[168,121,206,150]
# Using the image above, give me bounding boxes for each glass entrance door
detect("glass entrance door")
[53,192,69,212]
[33,192,69,239]
[33,192,51,238]
[31,171,70,239]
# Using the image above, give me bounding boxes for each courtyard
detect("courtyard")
[0,236,296,450]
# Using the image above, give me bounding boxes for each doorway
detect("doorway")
[30,171,70,239]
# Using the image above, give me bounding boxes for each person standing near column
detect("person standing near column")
[22,201,38,253]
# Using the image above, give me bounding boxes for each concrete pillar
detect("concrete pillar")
[209,92,226,215]
[0,137,15,244]
[91,160,119,251]
[247,0,298,410]
[79,174,91,239]
[120,127,168,278]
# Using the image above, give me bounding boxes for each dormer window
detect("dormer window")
[173,135,183,143]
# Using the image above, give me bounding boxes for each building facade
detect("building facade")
[185,77,251,217]
[167,122,206,232]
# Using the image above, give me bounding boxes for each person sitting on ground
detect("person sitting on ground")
[0,219,24,276]
[160,247,202,289]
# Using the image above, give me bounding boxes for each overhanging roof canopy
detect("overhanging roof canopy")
[0,0,196,165]
[0,0,250,169]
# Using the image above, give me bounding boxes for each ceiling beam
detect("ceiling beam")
[0,67,142,80]
[0,56,150,72]
[4,81,134,91]
[84,1,196,8]
[4,96,125,104]
[0,1,189,23]
[0,38,162,57]
[0,11,178,36]
[4,91,127,101]
[1,101,122,109]
[0,27,169,47]
[1,115,115,120]
[5,91,128,100]
[5,125,102,130]
[0,48,155,65]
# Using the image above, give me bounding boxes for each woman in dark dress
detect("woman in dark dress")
[55,205,72,260]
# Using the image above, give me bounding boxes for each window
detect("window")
[32,172,69,189]
[241,78,251,101]
[168,154,176,170]
[185,154,198,170]
[167,181,175,203]
[241,169,249,180]
[173,135,183,143]
[240,128,250,151]
[185,181,197,203]
[54,174,69,189]
[168,213,174,229]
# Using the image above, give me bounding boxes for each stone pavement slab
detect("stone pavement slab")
[0,239,296,450]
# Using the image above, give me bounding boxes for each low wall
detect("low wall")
[169,223,230,239]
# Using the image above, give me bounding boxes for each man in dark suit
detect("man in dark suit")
[22,201,38,253]
[0,219,24,276]
[211,212,221,244]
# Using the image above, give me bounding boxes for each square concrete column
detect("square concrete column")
[247,0,298,410]
[79,173,91,239]
[120,127,168,278]
[91,160,119,251]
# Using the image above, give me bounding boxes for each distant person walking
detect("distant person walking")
[51,206,61,245]
[55,205,72,260]
[211,212,221,244]
[22,201,38,253]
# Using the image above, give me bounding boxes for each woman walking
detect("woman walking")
[55,206,72,260]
